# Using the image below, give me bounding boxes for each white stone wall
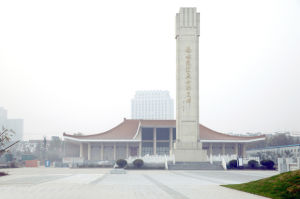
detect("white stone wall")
[91,145,101,161]
[116,145,126,159]
[103,145,114,161]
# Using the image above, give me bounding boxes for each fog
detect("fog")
[0,0,299,139]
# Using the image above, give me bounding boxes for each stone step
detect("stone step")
[168,162,224,170]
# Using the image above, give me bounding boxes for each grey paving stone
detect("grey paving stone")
[0,168,276,199]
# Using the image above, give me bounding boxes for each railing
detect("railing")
[221,157,227,170]
[127,154,175,169]
[289,163,298,171]
[211,154,259,164]
[242,157,260,164]
[278,157,300,173]
[127,154,175,164]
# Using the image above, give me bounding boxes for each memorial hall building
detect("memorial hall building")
[63,118,265,161]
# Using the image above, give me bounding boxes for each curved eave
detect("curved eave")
[133,121,141,139]
[201,137,265,143]
[64,136,141,142]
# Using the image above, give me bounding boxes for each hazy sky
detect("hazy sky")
[0,0,299,140]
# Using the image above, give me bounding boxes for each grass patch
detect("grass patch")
[222,170,300,199]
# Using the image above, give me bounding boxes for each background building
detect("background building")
[63,119,265,162]
[247,144,300,164]
[6,119,24,142]
[247,144,300,157]
[0,107,8,130]
[131,90,174,120]
[0,107,24,143]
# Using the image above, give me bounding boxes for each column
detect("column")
[209,143,213,164]
[88,143,91,160]
[242,144,246,157]
[222,143,225,156]
[126,143,129,158]
[113,143,116,160]
[278,158,283,173]
[63,141,66,157]
[100,143,104,160]
[169,128,173,154]
[153,128,157,155]
[80,143,83,158]
[235,143,238,157]
[139,142,142,157]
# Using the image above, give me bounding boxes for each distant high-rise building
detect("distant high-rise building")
[131,90,174,120]
[0,107,8,130]
[0,107,23,142]
[6,119,24,142]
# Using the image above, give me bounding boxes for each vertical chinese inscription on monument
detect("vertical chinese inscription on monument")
[185,46,192,104]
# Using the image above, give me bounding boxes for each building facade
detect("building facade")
[131,90,174,120]
[63,8,265,163]
[63,119,265,161]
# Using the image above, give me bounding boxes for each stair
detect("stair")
[168,161,224,170]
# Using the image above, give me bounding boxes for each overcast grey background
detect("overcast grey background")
[0,0,299,139]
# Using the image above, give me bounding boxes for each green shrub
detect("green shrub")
[116,159,127,168]
[248,160,259,169]
[133,159,144,168]
[260,159,274,169]
[228,160,238,169]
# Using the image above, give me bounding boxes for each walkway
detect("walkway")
[0,168,277,199]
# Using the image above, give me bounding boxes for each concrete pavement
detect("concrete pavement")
[0,168,277,199]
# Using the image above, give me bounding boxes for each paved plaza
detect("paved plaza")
[0,168,277,199]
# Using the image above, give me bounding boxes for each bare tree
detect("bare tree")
[0,127,19,156]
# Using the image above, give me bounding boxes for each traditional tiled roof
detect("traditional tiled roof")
[63,119,265,142]
[199,124,265,141]
[63,119,140,140]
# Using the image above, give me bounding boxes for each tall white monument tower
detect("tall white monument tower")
[174,7,207,162]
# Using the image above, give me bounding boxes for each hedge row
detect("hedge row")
[116,159,144,169]
[227,159,275,169]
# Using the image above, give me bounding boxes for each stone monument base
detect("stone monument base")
[173,149,208,162]
[173,142,208,162]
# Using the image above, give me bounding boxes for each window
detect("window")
[156,128,169,140]
[142,128,153,140]
[156,142,169,155]
[142,142,153,156]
